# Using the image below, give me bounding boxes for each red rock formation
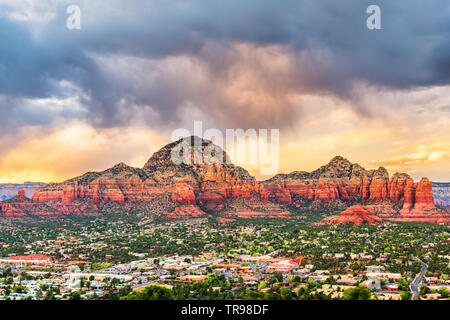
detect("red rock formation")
[219,216,236,223]
[400,177,435,215]
[167,205,206,219]
[388,173,409,202]
[368,168,389,201]
[17,190,25,199]
[385,214,450,224]
[320,205,383,225]
[0,191,28,217]
[170,184,196,205]
[414,178,435,210]
[0,202,26,217]
[2,139,442,222]
[261,158,394,205]
[14,137,266,218]
[262,157,439,221]
[0,190,78,218]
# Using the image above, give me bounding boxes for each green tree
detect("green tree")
[439,287,449,298]
[257,281,267,290]
[120,285,174,300]
[342,285,371,300]
[70,292,81,300]
[400,291,411,300]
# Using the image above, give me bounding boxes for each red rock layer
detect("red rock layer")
[400,178,436,215]
[18,137,263,218]
[262,158,436,217]
[320,205,383,225]
[0,202,27,217]
[2,141,439,220]
[0,191,69,217]
[384,213,450,225]
[167,205,206,219]
[234,210,291,218]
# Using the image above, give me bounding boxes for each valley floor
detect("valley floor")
[0,215,448,300]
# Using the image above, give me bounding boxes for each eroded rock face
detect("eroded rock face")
[414,178,435,209]
[2,138,441,222]
[261,157,391,205]
[388,173,410,202]
[17,137,263,218]
[400,178,436,215]
[261,156,436,216]
[320,205,383,225]
[0,191,67,218]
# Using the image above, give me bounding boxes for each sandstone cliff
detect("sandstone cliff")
[0,139,443,223]
[260,156,435,214]
[10,137,268,219]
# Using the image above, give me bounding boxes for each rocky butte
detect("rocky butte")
[0,137,448,224]
[320,205,383,225]
[1,137,286,219]
[261,156,448,224]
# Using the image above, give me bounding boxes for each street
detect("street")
[409,255,428,300]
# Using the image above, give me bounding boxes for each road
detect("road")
[267,249,283,257]
[410,255,427,300]
[409,233,432,300]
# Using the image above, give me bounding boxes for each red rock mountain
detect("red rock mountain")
[260,156,435,214]
[320,205,383,225]
[0,139,444,223]
[1,137,271,218]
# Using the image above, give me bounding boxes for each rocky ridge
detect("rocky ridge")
[0,138,447,224]
[2,137,276,219]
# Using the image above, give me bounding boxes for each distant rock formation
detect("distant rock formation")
[0,190,62,218]
[433,182,450,207]
[0,182,45,201]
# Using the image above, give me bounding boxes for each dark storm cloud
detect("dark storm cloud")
[0,0,449,131]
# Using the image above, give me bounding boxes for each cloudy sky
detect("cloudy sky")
[0,0,449,182]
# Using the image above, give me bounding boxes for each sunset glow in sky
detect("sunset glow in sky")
[0,0,449,183]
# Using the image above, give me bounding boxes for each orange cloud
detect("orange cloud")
[0,122,165,183]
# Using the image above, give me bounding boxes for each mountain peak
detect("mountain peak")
[143,136,230,171]
[330,155,350,162]
[113,162,129,169]
[328,155,353,167]
[309,155,355,178]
